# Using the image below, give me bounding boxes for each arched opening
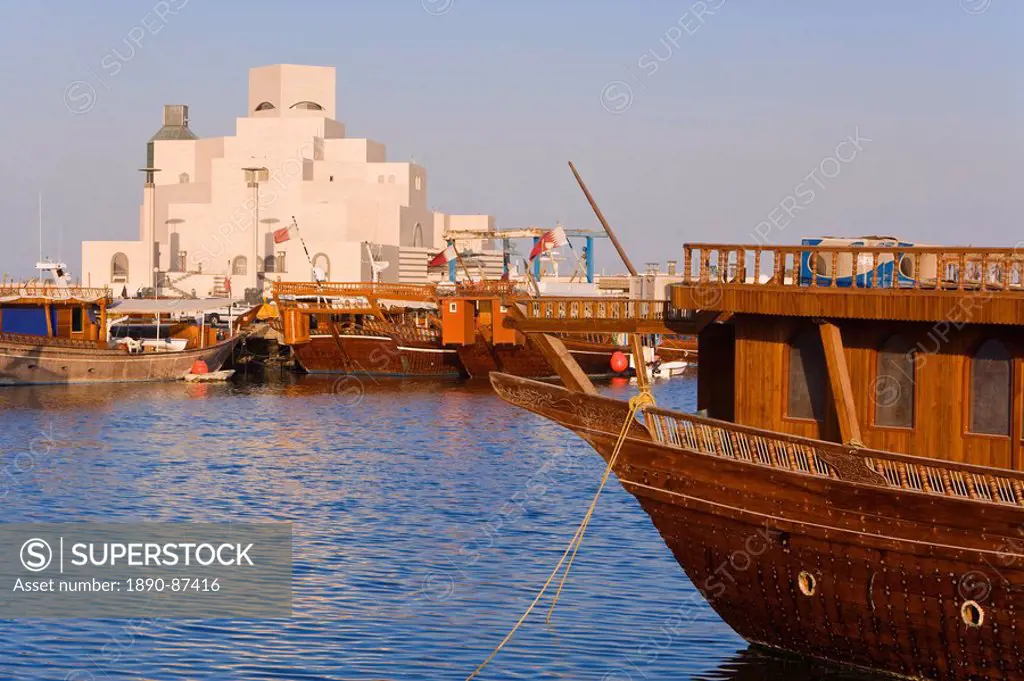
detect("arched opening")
[412,224,424,248]
[289,101,324,111]
[875,335,915,428]
[232,256,248,276]
[255,101,276,111]
[970,339,1011,435]
[178,172,190,184]
[787,328,826,421]
[312,253,330,281]
[111,253,129,282]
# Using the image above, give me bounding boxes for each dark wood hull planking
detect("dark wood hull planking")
[491,371,1024,681]
[456,336,625,379]
[291,334,464,377]
[656,336,699,363]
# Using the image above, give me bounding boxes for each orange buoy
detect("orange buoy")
[610,351,629,373]
[190,359,209,375]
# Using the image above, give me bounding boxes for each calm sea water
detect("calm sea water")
[0,374,879,680]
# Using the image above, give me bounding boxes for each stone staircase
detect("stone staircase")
[211,276,229,298]
[160,271,200,299]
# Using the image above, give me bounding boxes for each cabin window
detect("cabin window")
[309,314,318,331]
[71,308,84,333]
[874,335,915,428]
[232,256,247,276]
[787,329,827,421]
[970,339,1011,436]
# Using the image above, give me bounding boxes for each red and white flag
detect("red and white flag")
[429,245,458,267]
[528,226,569,261]
[273,226,291,244]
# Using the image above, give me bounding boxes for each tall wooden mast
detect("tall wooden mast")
[568,161,637,277]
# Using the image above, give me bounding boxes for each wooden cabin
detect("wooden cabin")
[0,285,109,345]
[272,281,440,347]
[506,239,1024,469]
[439,284,521,347]
[674,241,1024,470]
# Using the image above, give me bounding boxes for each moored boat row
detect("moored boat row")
[270,280,648,380]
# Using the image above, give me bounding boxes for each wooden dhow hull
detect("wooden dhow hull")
[291,334,464,378]
[491,372,1024,681]
[655,336,699,364]
[457,337,625,379]
[0,334,239,386]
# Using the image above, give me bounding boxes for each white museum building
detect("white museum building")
[82,64,498,298]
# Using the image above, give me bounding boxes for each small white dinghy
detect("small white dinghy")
[184,369,234,383]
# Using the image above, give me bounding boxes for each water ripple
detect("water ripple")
[0,375,878,680]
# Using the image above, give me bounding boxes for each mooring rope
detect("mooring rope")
[465,389,655,681]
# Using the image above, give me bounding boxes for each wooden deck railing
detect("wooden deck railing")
[0,285,111,302]
[644,407,1024,507]
[682,243,1024,293]
[452,281,528,297]
[0,332,102,349]
[272,281,438,301]
[518,297,676,322]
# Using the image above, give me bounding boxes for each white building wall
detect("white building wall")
[82,64,493,297]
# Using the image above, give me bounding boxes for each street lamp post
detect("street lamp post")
[242,167,264,295]
[138,167,162,294]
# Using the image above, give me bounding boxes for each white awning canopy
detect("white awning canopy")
[109,298,244,316]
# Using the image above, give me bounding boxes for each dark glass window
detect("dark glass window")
[71,308,84,333]
[787,329,827,421]
[875,335,915,428]
[970,339,1011,436]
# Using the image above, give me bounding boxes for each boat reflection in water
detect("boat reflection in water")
[696,647,881,680]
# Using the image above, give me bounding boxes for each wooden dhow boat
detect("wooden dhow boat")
[273,279,631,379]
[438,280,630,379]
[654,333,698,364]
[0,286,241,385]
[273,281,464,377]
[488,239,1024,681]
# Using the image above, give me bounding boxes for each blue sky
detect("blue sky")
[0,0,1020,277]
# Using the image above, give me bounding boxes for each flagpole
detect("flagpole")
[523,258,540,297]
[454,245,474,284]
[285,216,325,297]
[288,216,316,272]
